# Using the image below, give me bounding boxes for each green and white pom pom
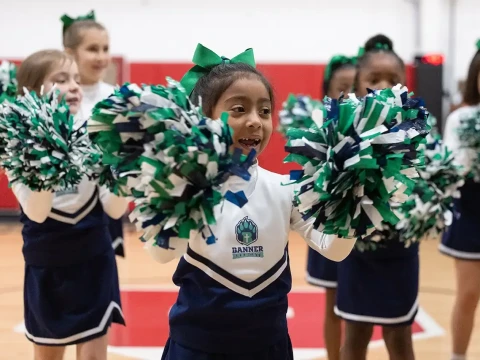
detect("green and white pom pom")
[284,85,431,238]
[396,143,464,244]
[89,77,255,249]
[354,223,399,252]
[425,113,441,148]
[87,82,145,195]
[457,106,480,181]
[277,94,325,137]
[0,88,92,191]
[0,61,18,153]
[0,61,17,104]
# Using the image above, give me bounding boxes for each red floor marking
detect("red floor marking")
[110,289,424,348]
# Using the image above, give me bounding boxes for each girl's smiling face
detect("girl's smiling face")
[211,76,273,157]
[42,59,82,114]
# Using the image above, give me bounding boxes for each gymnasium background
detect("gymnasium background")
[0,0,477,213]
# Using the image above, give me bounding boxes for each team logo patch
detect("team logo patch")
[236,216,258,245]
[233,216,263,259]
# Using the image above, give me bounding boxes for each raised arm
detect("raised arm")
[290,206,356,262]
[7,176,54,223]
[98,185,129,219]
[144,237,188,264]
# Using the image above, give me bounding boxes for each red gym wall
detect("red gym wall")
[0,61,416,213]
[129,62,416,175]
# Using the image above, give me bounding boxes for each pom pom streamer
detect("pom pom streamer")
[277,94,326,137]
[395,142,464,244]
[0,88,93,191]
[88,77,256,248]
[426,113,441,148]
[283,85,430,238]
[354,114,459,249]
[457,106,480,181]
[0,61,18,153]
[87,83,146,195]
[354,224,399,252]
[0,60,17,104]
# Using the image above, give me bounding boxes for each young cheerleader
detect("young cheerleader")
[9,49,126,360]
[334,35,418,360]
[321,55,356,99]
[439,41,480,360]
[144,43,357,360]
[306,54,356,360]
[61,10,125,257]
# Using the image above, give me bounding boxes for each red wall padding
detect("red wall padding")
[0,62,416,212]
[130,62,416,175]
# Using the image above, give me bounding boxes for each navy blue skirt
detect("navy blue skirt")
[335,242,419,326]
[109,216,125,258]
[440,181,480,260]
[24,248,125,346]
[306,247,338,288]
[161,334,293,360]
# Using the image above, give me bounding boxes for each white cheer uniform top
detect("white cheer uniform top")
[78,81,114,121]
[146,162,355,354]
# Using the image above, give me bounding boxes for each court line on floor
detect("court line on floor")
[12,286,445,360]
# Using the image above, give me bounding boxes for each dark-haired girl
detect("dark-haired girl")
[334,35,418,360]
[440,40,480,360]
[306,54,356,360]
[143,43,358,360]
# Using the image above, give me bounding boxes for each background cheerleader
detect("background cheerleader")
[439,40,480,360]
[61,10,126,258]
[334,35,419,360]
[305,53,356,360]
[5,49,127,360]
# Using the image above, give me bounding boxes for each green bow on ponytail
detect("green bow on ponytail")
[60,10,96,33]
[357,47,365,58]
[180,43,256,95]
[357,42,391,58]
[476,39,480,51]
[324,55,356,82]
[374,42,390,50]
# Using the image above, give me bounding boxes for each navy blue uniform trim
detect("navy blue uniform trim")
[24,302,125,346]
[186,245,288,290]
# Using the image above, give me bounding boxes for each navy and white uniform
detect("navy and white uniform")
[335,232,419,326]
[79,81,125,257]
[439,105,480,260]
[145,164,356,359]
[9,173,128,346]
[306,248,338,289]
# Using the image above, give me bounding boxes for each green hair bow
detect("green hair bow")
[60,10,96,33]
[374,42,391,50]
[476,39,480,50]
[324,55,356,82]
[180,43,256,95]
[357,42,391,58]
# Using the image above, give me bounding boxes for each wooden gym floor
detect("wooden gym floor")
[0,221,479,360]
